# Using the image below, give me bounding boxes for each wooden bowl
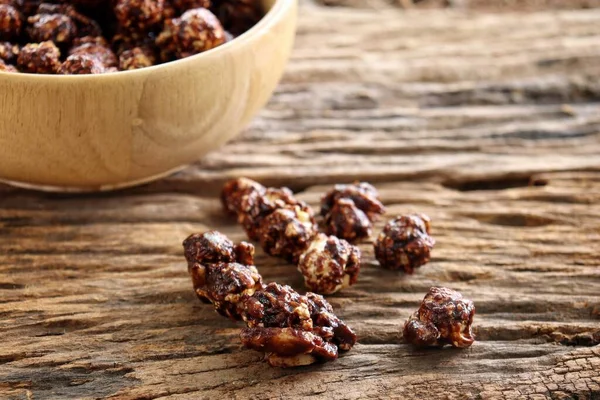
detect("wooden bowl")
[0,0,297,192]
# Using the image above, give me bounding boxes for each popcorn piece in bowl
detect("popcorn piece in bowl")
[171,0,210,13]
[58,53,107,74]
[70,36,117,67]
[0,57,17,71]
[0,4,22,40]
[27,12,77,45]
[156,8,225,59]
[0,41,19,63]
[118,46,154,69]
[17,40,61,73]
[114,0,165,33]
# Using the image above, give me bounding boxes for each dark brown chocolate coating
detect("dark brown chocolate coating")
[374,214,435,273]
[114,0,164,32]
[403,287,475,348]
[239,282,313,330]
[37,4,102,37]
[297,233,361,295]
[183,231,357,367]
[0,4,22,39]
[322,198,372,243]
[112,29,158,64]
[5,0,37,17]
[183,230,255,267]
[189,261,263,320]
[214,0,261,36]
[239,282,357,353]
[321,181,385,221]
[220,178,318,262]
[0,40,18,63]
[171,0,210,12]
[68,0,109,8]
[0,0,258,71]
[220,177,266,217]
[0,57,16,70]
[256,206,318,263]
[240,327,338,367]
[27,13,77,45]
[238,186,313,241]
[17,40,60,73]
[70,35,117,67]
[320,182,385,242]
[183,231,260,319]
[58,53,106,74]
[118,46,152,69]
[305,291,356,351]
[156,8,225,59]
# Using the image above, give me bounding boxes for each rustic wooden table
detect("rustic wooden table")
[2,1,600,399]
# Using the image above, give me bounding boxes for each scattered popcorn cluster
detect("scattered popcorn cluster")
[183,178,476,367]
[222,178,362,295]
[183,230,357,367]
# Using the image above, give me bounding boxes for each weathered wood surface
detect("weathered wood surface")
[1,1,600,399]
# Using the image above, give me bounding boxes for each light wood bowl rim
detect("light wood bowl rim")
[0,0,290,81]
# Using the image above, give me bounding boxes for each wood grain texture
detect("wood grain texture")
[1,2,600,400]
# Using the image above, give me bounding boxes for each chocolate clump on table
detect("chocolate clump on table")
[220,176,265,216]
[229,182,314,242]
[320,182,386,242]
[255,206,317,264]
[374,213,435,273]
[241,187,314,242]
[221,178,318,260]
[221,177,363,294]
[404,287,475,348]
[297,233,361,295]
[0,0,262,74]
[183,230,260,319]
[183,230,357,367]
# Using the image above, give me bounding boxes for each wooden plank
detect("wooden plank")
[1,4,599,400]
